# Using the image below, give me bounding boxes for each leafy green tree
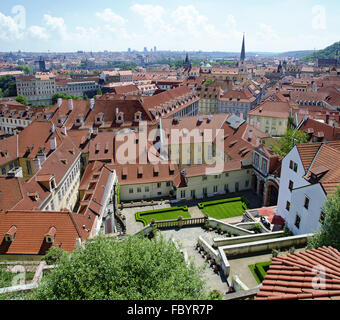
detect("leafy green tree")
[308,185,340,251]
[16,94,29,106]
[18,65,30,75]
[42,246,70,265]
[30,235,207,300]
[52,93,82,105]
[271,128,309,157]
[97,89,102,96]
[202,78,214,87]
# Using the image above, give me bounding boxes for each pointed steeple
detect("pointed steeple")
[240,33,246,61]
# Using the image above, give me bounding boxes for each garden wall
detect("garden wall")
[213,231,285,248]
[208,218,254,236]
[221,234,314,257]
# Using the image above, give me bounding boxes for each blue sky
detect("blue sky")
[0,0,339,52]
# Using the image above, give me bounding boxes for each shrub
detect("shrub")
[42,246,69,265]
[208,289,223,300]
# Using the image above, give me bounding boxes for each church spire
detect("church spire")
[240,33,246,61]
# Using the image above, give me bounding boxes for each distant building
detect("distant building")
[15,72,56,105]
[247,101,290,136]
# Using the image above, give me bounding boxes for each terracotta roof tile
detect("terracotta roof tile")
[256,247,340,300]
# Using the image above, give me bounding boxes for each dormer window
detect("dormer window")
[45,227,56,244]
[5,226,17,242]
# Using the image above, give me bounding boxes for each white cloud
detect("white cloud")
[43,14,70,40]
[131,4,173,34]
[96,8,126,26]
[256,23,279,41]
[28,25,49,40]
[0,12,24,41]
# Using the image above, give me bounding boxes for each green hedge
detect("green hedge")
[248,261,272,284]
[135,206,189,226]
[198,197,249,210]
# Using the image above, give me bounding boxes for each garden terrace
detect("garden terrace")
[198,197,249,220]
[135,206,190,226]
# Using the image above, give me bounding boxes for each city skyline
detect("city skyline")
[0,0,339,53]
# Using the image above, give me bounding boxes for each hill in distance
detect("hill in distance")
[301,41,340,62]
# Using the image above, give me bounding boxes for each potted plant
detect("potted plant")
[208,289,223,300]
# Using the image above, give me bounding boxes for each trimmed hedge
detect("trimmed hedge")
[135,206,189,226]
[248,261,272,284]
[198,197,249,210]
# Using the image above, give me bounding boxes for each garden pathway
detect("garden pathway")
[188,206,204,218]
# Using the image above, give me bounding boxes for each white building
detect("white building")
[277,141,340,235]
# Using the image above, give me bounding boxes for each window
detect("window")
[293,163,298,172]
[289,180,294,192]
[137,187,141,193]
[129,188,133,194]
[166,182,171,187]
[245,180,249,188]
[203,187,207,195]
[286,201,290,211]
[304,197,310,209]
[191,190,195,198]
[319,211,326,224]
[289,160,293,170]
[26,160,32,175]
[261,159,268,173]
[180,190,186,199]
[202,176,207,181]
[157,182,161,188]
[213,186,218,193]
[145,187,149,193]
[295,215,301,229]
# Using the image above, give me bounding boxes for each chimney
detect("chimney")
[256,137,260,146]
[90,98,95,110]
[57,98,62,108]
[68,99,73,111]
[326,112,330,125]
[61,126,67,136]
[50,123,55,133]
[50,137,57,151]
[33,158,41,172]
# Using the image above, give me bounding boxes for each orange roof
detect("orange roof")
[0,210,88,254]
[256,246,340,300]
[248,101,290,118]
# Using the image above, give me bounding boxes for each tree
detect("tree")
[18,65,30,75]
[52,93,82,105]
[30,235,207,300]
[16,94,29,106]
[202,78,214,87]
[308,185,340,251]
[271,128,309,157]
[97,89,102,96]
[42,246,69,265]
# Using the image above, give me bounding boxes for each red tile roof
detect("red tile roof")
[256,246,340,300]
[0,177,24,211]
[248,101,290,118]
[0,210,88,254]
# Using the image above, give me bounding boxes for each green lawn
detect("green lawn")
[198,197,248,220]
[135,206,191,226]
